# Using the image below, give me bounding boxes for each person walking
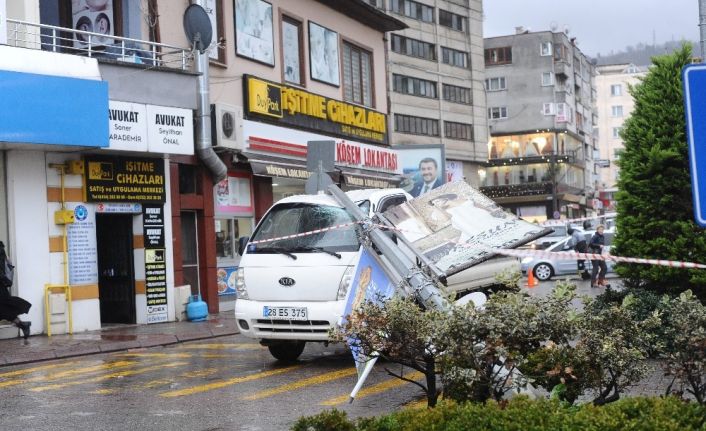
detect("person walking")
[0,242,31,338]
[567,226,591,280]
[589,225,610,288]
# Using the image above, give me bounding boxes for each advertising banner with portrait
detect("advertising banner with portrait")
[308,22,339,86]
[72,0,114,48]
[395,145,445,198]
[234,0,274,65]
[383,181,552,276]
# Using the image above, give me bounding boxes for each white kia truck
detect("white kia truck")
[234,188,520,361]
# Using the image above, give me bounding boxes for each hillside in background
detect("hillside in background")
[594,40,700,65]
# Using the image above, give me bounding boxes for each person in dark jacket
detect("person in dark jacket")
[589,225,610,288]
[567,226,591,280]
[0,242,31,338]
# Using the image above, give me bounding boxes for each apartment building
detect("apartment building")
[483,28,598,222]
[369,0,487,190]
[595,63,646,194]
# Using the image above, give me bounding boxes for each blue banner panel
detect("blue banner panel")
[0,70,108,147]
[683,65,706,226]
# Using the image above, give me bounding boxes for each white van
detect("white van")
[234,188,519,361]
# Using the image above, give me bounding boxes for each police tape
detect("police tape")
[247,220,706,270]
[248,221,359,245]
[540,213,617,226]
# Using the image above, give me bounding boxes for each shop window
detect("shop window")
[215,218,253,261]
[179,164,200,194]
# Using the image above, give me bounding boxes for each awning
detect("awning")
[240,152,339,182]
[339,168,402,189]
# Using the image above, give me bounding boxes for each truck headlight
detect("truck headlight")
[235,267,249,300]
[337,266,355,300]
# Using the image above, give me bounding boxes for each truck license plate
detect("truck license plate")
[262,306,308,320]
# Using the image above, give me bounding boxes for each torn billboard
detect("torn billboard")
[383,181,552,276]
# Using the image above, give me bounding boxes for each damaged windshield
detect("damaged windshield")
[249,203,360,253]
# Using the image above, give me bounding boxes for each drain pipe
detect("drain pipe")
[193,0,227,184]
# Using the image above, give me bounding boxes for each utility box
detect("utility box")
[174,285,191,321]
[48,293,67,335]
[54,209,75,224]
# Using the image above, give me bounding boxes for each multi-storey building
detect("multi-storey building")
[370,0,488,190]
[482,28,598,222]
[0,0,404,334]
[595,63,646,194]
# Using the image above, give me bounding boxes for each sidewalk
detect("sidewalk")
[0,312,238,367]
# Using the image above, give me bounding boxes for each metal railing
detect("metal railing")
[7,19,192,71]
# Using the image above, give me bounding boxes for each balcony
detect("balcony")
[554,60,570,79]
[6,19,192,71]
[481,181,553,199]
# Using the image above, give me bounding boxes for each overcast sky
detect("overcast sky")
[483,0,700,57]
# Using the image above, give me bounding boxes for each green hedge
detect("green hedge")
[292,397,706,431]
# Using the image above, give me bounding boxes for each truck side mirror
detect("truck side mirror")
[238,236,250,256]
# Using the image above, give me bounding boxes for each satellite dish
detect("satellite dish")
[183,4,212,53]
[550,21,558,32]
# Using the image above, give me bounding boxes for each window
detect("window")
[610,84,622,96]
[611,105,624,117]
[485,77,507,91]
[554,44,569,62]
[556,103,569,122]
[485,46,512,65]
[614,148,624,159]
[444,121,473,141]
[612,127,623,138]
[541,71,554,86]
[342,42,373,107]
[393,74,437,98]
[391,34,436,61]
[441,47,468,68]
[542,102,555,115]
[540,41,552,56]
[281,17,303,85]
[390,0,434,23]
[439,9,466,31]
[215,218,253,262]
[487,107,508,120]
[394,114,439,136]
[625,65,639,74]
[442,83,472,104]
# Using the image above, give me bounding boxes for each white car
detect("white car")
[521,229,616,281]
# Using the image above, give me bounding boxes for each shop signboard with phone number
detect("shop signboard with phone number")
[84,155,166,203]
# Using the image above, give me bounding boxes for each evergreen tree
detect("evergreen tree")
[613,44,706,298]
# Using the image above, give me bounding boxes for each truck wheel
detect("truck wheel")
[268,341,306,362]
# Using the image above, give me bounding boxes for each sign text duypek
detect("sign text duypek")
[244,75,388,145]
[84,155,166,203]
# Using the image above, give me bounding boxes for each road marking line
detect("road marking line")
[0,361,137,389]
[116,353,193,359]
[137,368,221,390]
[177,343,263,350]
[320,371,424,406]
[159,365,302,398]
[0,361,80,379]
[243,367,358,401]
[91,389,117,395]
[29,362,188,392]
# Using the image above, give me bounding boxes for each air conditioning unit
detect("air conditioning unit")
[211,103,244,149]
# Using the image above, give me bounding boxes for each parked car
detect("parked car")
[521,229,616,281]
[527,224,572,250]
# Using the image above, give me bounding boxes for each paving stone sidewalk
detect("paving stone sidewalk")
[0,312,238,367]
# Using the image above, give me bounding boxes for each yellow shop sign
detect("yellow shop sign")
[247,78,283,118]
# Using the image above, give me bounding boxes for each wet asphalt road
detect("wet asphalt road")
[0,276,617,430]
[0,336,425,431]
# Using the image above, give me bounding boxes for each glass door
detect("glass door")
[180,211,200,295]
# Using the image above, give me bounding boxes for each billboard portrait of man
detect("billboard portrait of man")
[395,145,446,198]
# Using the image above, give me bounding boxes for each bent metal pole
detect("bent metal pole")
[327,185,449,312]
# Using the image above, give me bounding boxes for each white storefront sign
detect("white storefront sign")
[146,105,194,155]
[108,101,148,151]
[67,204,98,285]
[96,203,143,213]
[446,160,464,183]
[335,140,400,174]
[107,101,194,155]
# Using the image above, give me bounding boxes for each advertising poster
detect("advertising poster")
[217,266,238,296]
[215,172,253,213]
[395,145,445,198]
[308,22,339,86]
[445,160,464,183]
[143,204,167,323]
[234,0,274,65]
[67,204,98,285]
[340,248,397,365]
[383,182,551,275]
[72,0,114,48]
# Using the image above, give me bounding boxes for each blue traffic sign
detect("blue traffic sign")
[682,64,706,226]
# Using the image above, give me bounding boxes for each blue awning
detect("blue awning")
[0,70,109,147]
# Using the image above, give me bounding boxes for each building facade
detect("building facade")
[2,0,199,334]
[594,63,646,192]
[483,29,598,222]
[368,0,488,191]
